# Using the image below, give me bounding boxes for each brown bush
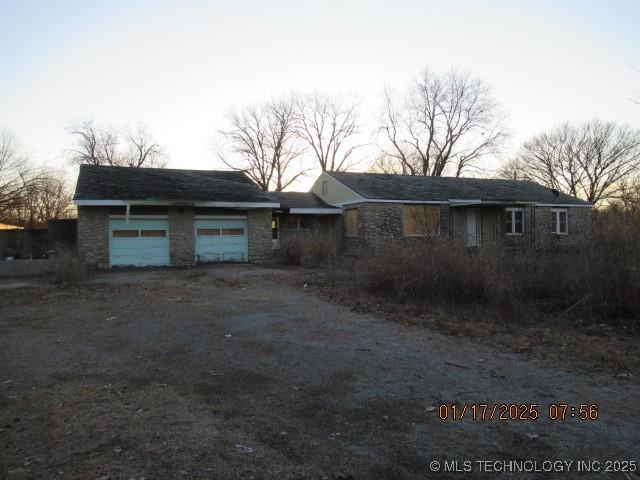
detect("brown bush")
[323,207,640,324]
[53,245,86,285]
[281,231,337,268]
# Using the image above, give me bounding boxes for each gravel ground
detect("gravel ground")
[0,265,638,479]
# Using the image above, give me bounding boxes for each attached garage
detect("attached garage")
[109,218,170,267]
[74,165,277,268]
[195,218,247,262]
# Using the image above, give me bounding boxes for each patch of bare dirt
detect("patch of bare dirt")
[1,265,638,479]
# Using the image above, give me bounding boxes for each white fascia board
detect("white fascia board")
[336,198,448,206]
[194,215,247,219]
[74,200,128,206]
[194,201,279,208]
[535,203,593,208]
[289,208,343,215]
[109,215,169,219]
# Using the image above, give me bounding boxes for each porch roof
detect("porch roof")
[267,192,342,214]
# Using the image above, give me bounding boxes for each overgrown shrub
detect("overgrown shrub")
[53,245,86,285]
[323,208,640,324]
[281,231,337,268]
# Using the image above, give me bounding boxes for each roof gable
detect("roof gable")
[327,171,591,206]
[74,165,273,204]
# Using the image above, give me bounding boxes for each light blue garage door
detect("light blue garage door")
[195,218,248,263]
[109,218,170,267]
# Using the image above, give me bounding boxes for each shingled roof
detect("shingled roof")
[74,165,275,204]
[267,192,339,210]
[328,171,591,206]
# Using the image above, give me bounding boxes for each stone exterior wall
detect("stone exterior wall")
[533,206,592,249]
[77,206,109,268]
[341,202,450,253]
[247,209,272,262]
[339,203,591,252]
[77,206,275,268]
[169,207,195,266]
[442,205,591,250]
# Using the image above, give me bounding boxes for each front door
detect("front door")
[466,208,479,247]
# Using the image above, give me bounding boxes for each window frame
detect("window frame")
[344,208,358,238]
[551,208,569,235]
[140,229,166,238]
[505,207,524,236]
[321,180,328,195]
[402,204,440,237]
[221,227,245,236]
[112,229,139,238]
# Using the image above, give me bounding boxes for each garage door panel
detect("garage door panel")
[195,219,247,263]
[109,218,170,267]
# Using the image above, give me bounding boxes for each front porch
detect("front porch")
[448,204,536,248]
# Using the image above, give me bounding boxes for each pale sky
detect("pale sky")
[1,0,638,190]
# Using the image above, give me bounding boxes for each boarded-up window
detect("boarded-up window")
[402,205,439,236]
[222,228,244,236]
[141,230,166,237]
[197,228,220,236]
[345,208,358,237]
[113,230,139,238]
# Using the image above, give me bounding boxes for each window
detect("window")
[402,205,439,236]
[345,208,358,237]
[272,217,278,240]
[322,180,328,195]
[197,228,220,236]
[113,230,139,238]
[505,208,524,235]
[141,230,166,237]
[552,209,568,235]
[222,228,244,236]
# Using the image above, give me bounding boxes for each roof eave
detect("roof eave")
[74,199,279,208]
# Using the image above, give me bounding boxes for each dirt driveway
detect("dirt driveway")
[1,266,638,479]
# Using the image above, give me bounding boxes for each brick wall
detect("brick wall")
[169,207,195,266]
[247,209,272,262]
[77,206,109,268]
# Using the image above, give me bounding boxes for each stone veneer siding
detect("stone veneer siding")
[341,202,591,252]
[533,206,591,249]
[77,206,110,268]
[247,209,272,262]
[169,207,195,266]
[342,202,450,253]
[77,206,274,267]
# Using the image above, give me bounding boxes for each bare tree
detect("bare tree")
[217,96,307,191]
[294,92,363,172]
[68,120,166,168]
[377,67,508,176]
[1,129,72,227]
[0,129,31,219]
[8,169,73,228]
[500,121,640,205]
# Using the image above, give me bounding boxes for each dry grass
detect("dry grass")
[288,206,640,372]
[280,231,337,268]
[52,245,86,285]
